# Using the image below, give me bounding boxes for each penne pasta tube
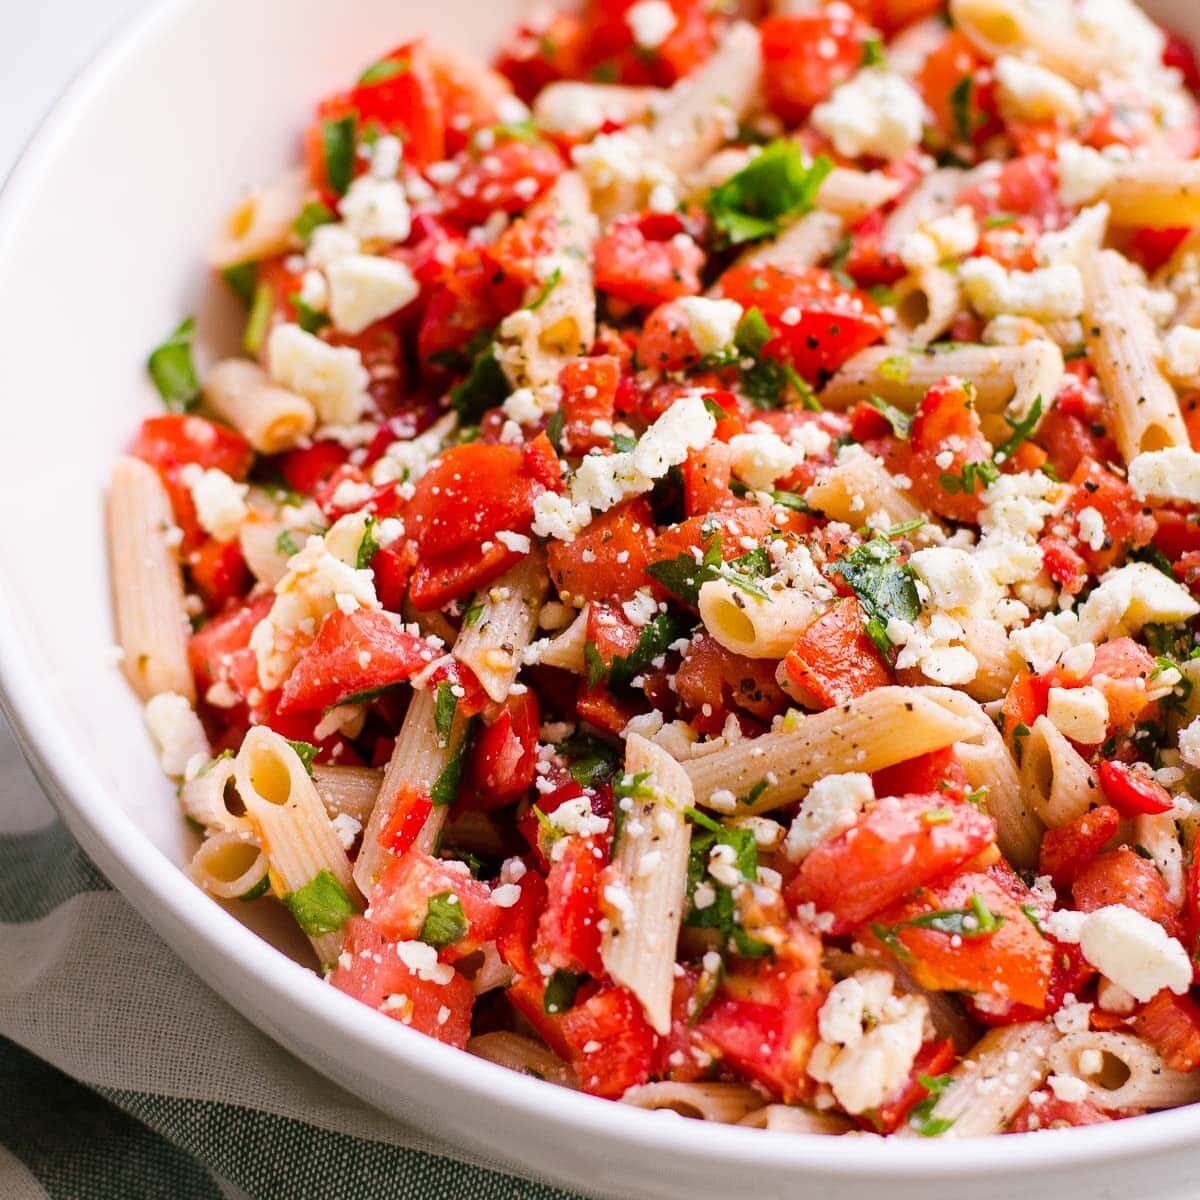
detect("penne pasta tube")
[958,617,1024,703]
[683,687,979,815]
[888,267,963,349]
[731,210,845,274]
[622,1082,764,1124]
[202,359,315,454]
[311,764,383,825]
[1102,161,1200,231]
[238,516,293,588]
[468,1032,578,1088]
[235,727,363,965]
[880,167,965,258]
[180,753,253,835]
[1135,810,1185,907]
[895,1022,1058,1136]
[1048,1032,1200,1110]
[524,605,589,672]
[1082,249,1188,461]
[805,447,933,535]
[1018,715,1099,829]
[209,168,309,269]
[188,831,269,901]
[107,456,196,702]
[698,577,820,660]
[453,553,547,703]
[644,22,762,179]
[738,1105,853,1134]
[601,734,693,1035]
[533,82,662,139]
[815,167,904,224]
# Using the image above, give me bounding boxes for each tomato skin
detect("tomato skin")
[189,593,273,703]
[865,1038,957,1134]
[535,835,608,976]
[426,45,513,156]
[958,154,1066,230]
[1097,760,1174,818]
[547,499,656,604]
[188,538,250,612]
[370,851,502,963]
[131,414,253,481]
[917,31,999,145]
[682,441,736,516]
[1008,1096,1113,1133]
[1060,458,1156,575]
[865,871,1052,1010]
[560,985,657,1099]
[494,868,547,978]
[636,300,705,372]
[872,747,969,802]
[1073,848,1180,933]
[594,214,705,308]
[760,10,868,124]
[469,691,540,809]
[718,264,886,383]
[674,634,788,732]
[908,377,994,522]
[276,440,350,496]
[1039,534,1089,595]
[379,787,434,858]
[277,610,439,714]
[560,356,620,453]
[1038,805,1121,890]
[349,40,445,166]
[783,596,892,709]
[1132,988,1200,1072]
[439,139,565,224]
[789,794,997,935]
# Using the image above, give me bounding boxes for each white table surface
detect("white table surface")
[0,0,151,823]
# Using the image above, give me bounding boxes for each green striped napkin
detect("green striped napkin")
[0,719,577,1200]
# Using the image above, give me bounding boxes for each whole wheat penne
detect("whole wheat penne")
[108,456,195,702]
[311,764,383,825]
[1082,250,1188,461]
[235,727,363,965]
[683,687,978,814]
[468,1032,578,1088]
[601,734,693,1034]
[1048,1032,1200,1110]
[202,359,315,453]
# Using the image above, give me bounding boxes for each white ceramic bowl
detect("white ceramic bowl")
[2,2,1200,1196]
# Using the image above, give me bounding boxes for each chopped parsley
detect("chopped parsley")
[903,893,1005,938]
[544,968,584,1015]
[449,336,508,423]
[358,56,410,85]
[293,200,336,243]
[831,535,922,655]
[355,516,379,570]
[607,613,692,689]
[419,891,468,948]
[949,76,976,144]
[285,739,319,776]
[430,720,474,806]
[706,142,833,246]
[908,1074,955,1137]
[993,395,1044,463]
[275,529,301,558]
[867,394,913,438]
[243,279,274,355]
[555,732,622,789]
[321,114,357,196]
[684,809,767,957]
[283,870,356,938]
[221,262,258,306]
[434,680,458,745]
[939,458,1000,494]
[526,267,562,311]
[147,317,200,413]
[646,532,772,606]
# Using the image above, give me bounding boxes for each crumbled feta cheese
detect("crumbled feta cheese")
[625,0,677,48]
[1066,562,1200,643]
[678,296,742,356]
[727,431,803,491]
[395,940,456,985]
[298,268,329,311]
[326,254,418,335]
[960,257,1084,321]
[784,773,874,862]
[1046,1074,1090,1103]
[548,796,610,838]
[811,69,926,160]
[1010,618,1071,674]
[267,323,369,425]
[1162,325,1200,383]
[307,223,360,268]
[531,491,592,541]
[339,176,412,243]
[144,692,209,778]
[1128,446,1200,504]
[1075,505,1106,553]
[993,56,1084,125]
[899,206,979,270]
[1077,904,1191,1002]
[1179,716,1200,769]
[496,529,532,554]
[1055,141,1117,207]
[368,134,403,180]
[909,547,1002,617]
[330,812,362,850]
[178,465,249,542]
[1036,203,1109,268]
[1046,685,1109,744]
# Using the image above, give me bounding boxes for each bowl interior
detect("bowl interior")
[2,0,1200,1196]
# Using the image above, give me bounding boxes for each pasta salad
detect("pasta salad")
[109,0,1200,1138]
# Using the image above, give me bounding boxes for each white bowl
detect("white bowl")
[2,1,1200,1196]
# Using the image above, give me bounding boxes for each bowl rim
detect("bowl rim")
[2,0,1200,1185]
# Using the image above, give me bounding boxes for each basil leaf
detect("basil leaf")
[285,739,319,776]
[908,1073,955,1137]
[359,56,409,86]
[291,294,330,335]
[355,515,379,570]
[734,306,774,357]
[450,343,508,423]
[833,535,921,656]
[992,394,1044,463]
[608,612,691,689]
[646,532,770,606]
[543,969,583,1015]
[867,395,913,438]
[706,142,833,246]
[293,200,336,243]
[243,280,274,355]
[434,680,458,745]
[221,262,258,306]
[430,720,475,806]
[283,870,356,937]
[322,114,357,197]
[147,318,200,413]
[419,890,468,948]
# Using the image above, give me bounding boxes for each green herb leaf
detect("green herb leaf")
[526,267,562,311]
[608,613,691,689]
[283,869,356,937]
[860,35,885,66]
[869,921,913,962]
[290,293,331,335]
[556,732,622,789]
[905,893,1005,937]
[584,642,607,689]
[832,536,922,656]
[908,1073,955,1137]
[147,318,200,413]
[546,407,565,454]
[434,680,458,745]
[237,874,271,902]
[321,114,358,197]
[355,516,379,570]
[431,720,475,806]
[243,280,274,355]
[939,458,1000,495]
[221,262,258,306]
[706,143,833,246]
[544,968,584,1014]
[275,530,301,559]
[645,532,771,606]
[293,200,336,243]
[684,810,760,952]
[993,395,1044,463]
[734,306,774,356]
[867,395,913,438]
[419,890,468,948]
[450,342,509,423]
[285,739,319,776]
[949,76,975,144]
[358,56,410,85]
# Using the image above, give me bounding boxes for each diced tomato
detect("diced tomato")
[872,747,970,802]
[958,154,1066,229]
[1008,1096,1113,1132]
[579,0,718,88]
[131,414,253,480]
[427,45,513,156]
[379,787,434,858]
[505,972,573,1059]
[189,593,273,702]
[1153,506,1200,561]
[439,139,564,224]
[188,538,250,612]
[370,851,502,962]
[674,634,787,732]
[328,917,474,1047]
[469,691,540,809]
[494,868,547,978]
[918,31,999,146]
[536,834,608,976]
[1163,27,1200,91]
[718,264,886,383]
[1132,989,1200,1072]
[865,1038,957,1134]
[636,300,705,372]
[349,40,445,166]
[696,925,826,1102]
[585,601,642,670]
[788,794,997,935]
[1038,805,1121,890]
[759,9,868,125]
[277,610,439,713]
[841,209,905,287]
[864,871,1052,1010]
[1058,637,1158,731]
[682,441,736,516]
[576,682,642,735]
[1060,457,1155,574]
[276,440,350,496]
[560,985,657,1099]
[783,596,891,708]
[594,213,705,308]
[843,0,945,37]
[557,355,620,453]
[547,499,656,604]
[1098,760,1175,818]
[908,377,994,522]
[371,541,416,612]
[650,969,710,1083]
[1073,848,1180,933]
[1039,534,1090,595]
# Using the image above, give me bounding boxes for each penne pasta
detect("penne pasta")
[1102,160,1200,230]
[188,831,269,901]
[879,167,965,258]
[698,577,820,660]
[888,267,962,349]
[1018,715,1099,829]
[311,764,383,825]
[738,1106,853,1134]
[202,359,315,454]
[815,167,904,223]
[805,446,934,535]
[468,1032,578,1088]
[622,1082,764,1124]
[208,168,309,269]
[1047,1032,1200,1110]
